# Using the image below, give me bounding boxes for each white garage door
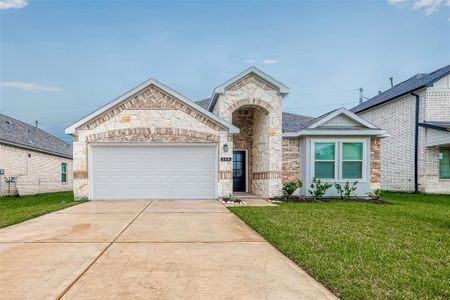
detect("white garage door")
[90,145,216,200]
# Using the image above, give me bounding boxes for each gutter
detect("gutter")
[411,92,420,193]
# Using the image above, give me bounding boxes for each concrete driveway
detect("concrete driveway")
[0,200,337,300]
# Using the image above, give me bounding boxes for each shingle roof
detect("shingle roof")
[196,98,211,110]
[281,112,315,133]
[351,65,450,113]
[420,121,450,131]
[0,113,72,158]
[195,99,314,133]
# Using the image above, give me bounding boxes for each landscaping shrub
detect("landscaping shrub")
[308,177,332,199]
[282,180,302,198]
[334,181,358,200]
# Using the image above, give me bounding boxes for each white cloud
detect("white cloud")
[387,0,408,5]
[0,81,63,92]
[412,0,448,15]
[243,59,255,64]
[0,0,27,10]
[262,59,278,65]
[388,0,450,15]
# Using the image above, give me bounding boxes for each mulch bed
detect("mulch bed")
[270,196,390,205]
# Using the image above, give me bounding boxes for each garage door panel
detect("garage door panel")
[91,145,216,200]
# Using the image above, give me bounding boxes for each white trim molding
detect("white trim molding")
[308,107,378,129]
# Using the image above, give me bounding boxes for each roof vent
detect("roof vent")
[389,77,394,88]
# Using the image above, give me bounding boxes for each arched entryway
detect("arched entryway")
[231,105,270,196]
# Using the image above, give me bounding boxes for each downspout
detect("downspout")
[411,92,420,193]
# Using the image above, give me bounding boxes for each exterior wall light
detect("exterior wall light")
[223,144,229,152]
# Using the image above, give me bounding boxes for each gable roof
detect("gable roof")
[282,107,386,137]
[207,67,290,111]
[0,113,72,158]
[351,65,450,113]
[65,79,239,135]
[307,107,378,129]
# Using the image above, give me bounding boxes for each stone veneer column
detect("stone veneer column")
[370,137,381,190]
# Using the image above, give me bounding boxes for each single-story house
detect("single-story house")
[351,64,450,194]
[0,113,73,196]
[65,67,386,200]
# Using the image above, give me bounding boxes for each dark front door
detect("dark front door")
[233,151,246,192]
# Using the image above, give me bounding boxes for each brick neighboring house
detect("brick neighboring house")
[65,67,386,200]
[352,65,450,194]
[0,113,73,196]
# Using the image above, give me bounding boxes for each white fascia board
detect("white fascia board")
[282,129,388,137]
[65,78,239,135]
[207,66,290,111]
[308,107,378,129]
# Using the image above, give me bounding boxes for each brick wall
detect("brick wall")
[358,93,416,191]
[0,144,73,196]
[370,137,381,189]
[281,138,300,183]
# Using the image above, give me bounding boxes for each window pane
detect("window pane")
[439,149,450,179]
[315,161,335,178]
[343,161,362,179]
[343,143,363,160]
[315,143,335,160]
[61,163,67,173]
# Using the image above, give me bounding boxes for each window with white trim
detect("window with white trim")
[342,142,363,179]
[314,143,336,179]
[312,139,366,181]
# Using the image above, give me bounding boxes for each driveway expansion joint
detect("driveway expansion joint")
[55,200,153,299]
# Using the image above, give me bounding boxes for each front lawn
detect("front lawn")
[229,192,450,300]
[0,192,82,228]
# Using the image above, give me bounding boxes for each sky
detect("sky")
[1,0,449,143]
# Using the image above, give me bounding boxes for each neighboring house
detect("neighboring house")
[65,67,385,200]
[0,113,73,196]
[352,65,450,194]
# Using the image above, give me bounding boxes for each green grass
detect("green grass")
[229,192,450,300]
[0,192,83,228]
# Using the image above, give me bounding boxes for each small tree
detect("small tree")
[308,177,332,200]
[282,180,302,198]
[335,181,358,200]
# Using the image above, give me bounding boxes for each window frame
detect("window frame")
[310,139,339,182]
[311,138,368,183]
[439,148,450,180]
[61,162,67,183]
[340,141,365,180]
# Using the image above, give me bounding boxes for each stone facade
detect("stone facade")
[72,84,230,200]
[213,74,283,197]
[0,143,72,196]
[282,138,300,183]
[358,74,450,193]
[370,137,381,190]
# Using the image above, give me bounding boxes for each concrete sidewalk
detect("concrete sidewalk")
[0,200,337,300]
